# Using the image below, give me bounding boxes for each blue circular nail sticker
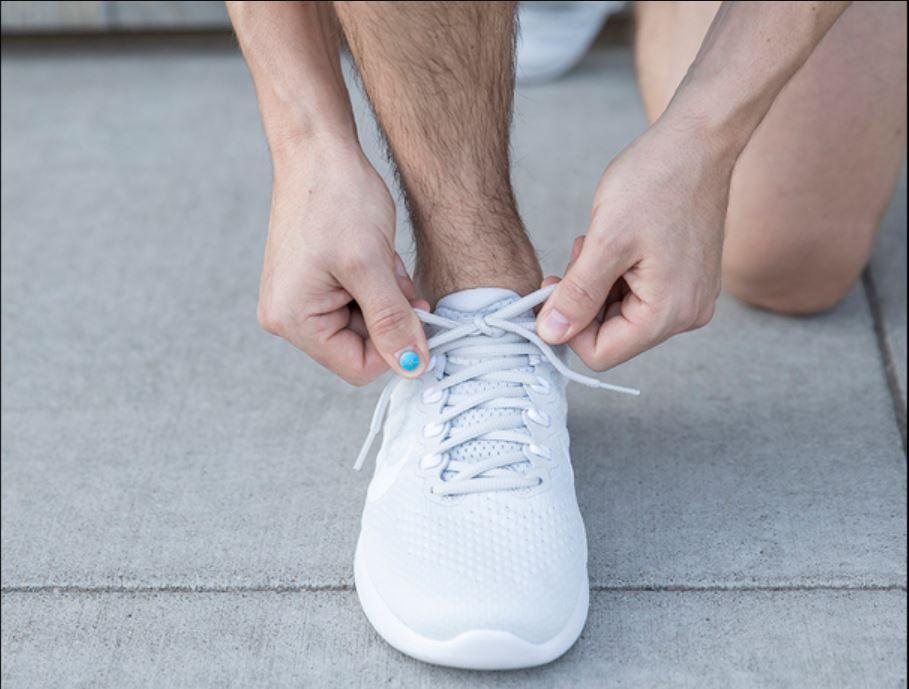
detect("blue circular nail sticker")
[399,350,420,372]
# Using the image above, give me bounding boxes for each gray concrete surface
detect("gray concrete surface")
[2,40,906,687]
[3,590,905,689]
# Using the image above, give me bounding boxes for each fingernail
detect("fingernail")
[397,349,420,372]
[540,309,570,341]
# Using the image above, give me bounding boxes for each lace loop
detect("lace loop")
[353,285,639,493]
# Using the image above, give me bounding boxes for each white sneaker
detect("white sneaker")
[516,1,626,85]
[353,286,637,670]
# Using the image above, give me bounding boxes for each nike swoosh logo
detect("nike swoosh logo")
[366,450,411,502]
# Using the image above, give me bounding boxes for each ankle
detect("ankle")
[418,271,543,305]
[415,230,542,304]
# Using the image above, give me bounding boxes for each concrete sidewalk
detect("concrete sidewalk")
[1,38,906,688]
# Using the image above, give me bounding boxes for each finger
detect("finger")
[345,258,429,378]
[540,235,586,292]
[394,253,417,301]
[569,235,585,264]
[347,306,369,339]
[537,236,629,345]
[600,277,627,321]
[293,307,387,385]
[570,292,665,372]
[543,273,610,326]
[603,300,623,320]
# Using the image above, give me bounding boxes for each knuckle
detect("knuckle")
[587,226,633,257]
[559,276,600,312]
[338,249,369,276]
[676,284,718,331]
[693,301,716,329]
[303,312,337,342]
[583,226,605,249]
[257,301,286,335]
[672,301,701,331]
[338,241,383,277]
[366,302,410,340]
[582,231,611,261]
[647,304,675,336]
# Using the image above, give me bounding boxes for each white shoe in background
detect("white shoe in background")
[516,1,626,85]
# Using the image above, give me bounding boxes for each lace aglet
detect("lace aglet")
[353,436,374,471]
[597,381,641,396]
[354,423,385,470]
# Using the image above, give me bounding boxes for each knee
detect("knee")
[727,272,857,315]
[722,221,875,316]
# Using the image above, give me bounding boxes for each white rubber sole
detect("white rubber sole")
[354,538,589,670]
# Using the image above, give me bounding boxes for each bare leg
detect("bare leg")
[333,1,540,304]
[635,1,907,314]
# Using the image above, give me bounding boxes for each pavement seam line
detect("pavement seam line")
[2,584,906,594]
[862,268,908,456]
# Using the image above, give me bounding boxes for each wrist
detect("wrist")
[654,90,754,172]
[265,104,360,164]
[269,124,363,176]
[658,41,785,164]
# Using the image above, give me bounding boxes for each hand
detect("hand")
[537,117,734,370]
[257,141,429,385]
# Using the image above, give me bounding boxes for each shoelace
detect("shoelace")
[354,285,639,495]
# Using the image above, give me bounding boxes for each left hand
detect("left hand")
[537,116,736,371]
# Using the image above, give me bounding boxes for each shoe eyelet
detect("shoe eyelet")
[422,422,444,438]
[530,377,551,395]
[419,453,442,470]
[527,443,552,459]
[421,388,443,404]
[527,408,551,428]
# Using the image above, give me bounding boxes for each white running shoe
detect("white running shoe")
[516,1,626,85]
[353,286,637,670]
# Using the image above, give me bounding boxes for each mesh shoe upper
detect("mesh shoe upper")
[357,288,590,643]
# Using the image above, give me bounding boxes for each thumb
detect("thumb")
[538,236,626,344]
[345,259,429,378]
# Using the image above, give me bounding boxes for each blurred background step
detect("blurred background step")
[1,1,230,33]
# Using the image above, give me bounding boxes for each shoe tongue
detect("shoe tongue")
[435,288,523,320]
[432,287,533,474]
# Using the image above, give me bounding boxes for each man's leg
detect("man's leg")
[635,1,907,314]
[333,1,540,304]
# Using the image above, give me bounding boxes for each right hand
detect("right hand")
[257,141,429,385]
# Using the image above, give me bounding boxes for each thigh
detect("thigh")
[635,1,907,313]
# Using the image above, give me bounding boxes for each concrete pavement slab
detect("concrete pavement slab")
[1,45,905,593]
[2,589,905,689]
